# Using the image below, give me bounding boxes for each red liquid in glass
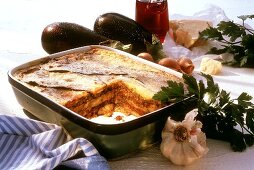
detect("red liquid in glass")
[135,1,169,43]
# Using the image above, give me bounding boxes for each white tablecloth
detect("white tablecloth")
[1,0,254,169]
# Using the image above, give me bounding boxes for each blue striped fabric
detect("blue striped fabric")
[0,114,110,170]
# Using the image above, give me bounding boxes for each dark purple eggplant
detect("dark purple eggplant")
[94,13,153,55]
[41,22,109,54]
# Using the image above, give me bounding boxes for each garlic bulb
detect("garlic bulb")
[160,109,209,165]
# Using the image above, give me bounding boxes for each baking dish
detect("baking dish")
[8,45,196,159]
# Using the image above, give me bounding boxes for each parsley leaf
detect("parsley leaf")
[153,74,254,151]
[217,21,246,42]
[153,81,185,103]
[183,74,199,95]
[238,15,254,21]
[199,15,254,67]
[200,26,224,40]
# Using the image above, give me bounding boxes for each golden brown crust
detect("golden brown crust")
[14,47,182,119]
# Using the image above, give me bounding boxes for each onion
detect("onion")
[158,58,182,72]
[137,52,154,62]
[177,56,194,74]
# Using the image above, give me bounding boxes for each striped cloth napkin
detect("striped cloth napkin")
[0,114,110,170]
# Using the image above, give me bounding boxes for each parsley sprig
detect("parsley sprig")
[199,15,254,67]
[153,73,254,151]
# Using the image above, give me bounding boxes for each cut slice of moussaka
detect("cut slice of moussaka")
[14,47,182,119]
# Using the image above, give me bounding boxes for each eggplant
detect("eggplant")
[94,13,153,55]
[41,22,109,54]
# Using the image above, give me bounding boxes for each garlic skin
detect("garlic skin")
[160,109,209,165]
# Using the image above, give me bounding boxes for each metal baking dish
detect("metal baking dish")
[8,45,196,159]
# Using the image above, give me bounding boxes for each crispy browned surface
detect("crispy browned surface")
[14,47,182,119]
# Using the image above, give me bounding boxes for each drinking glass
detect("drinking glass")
[135,0,169,43]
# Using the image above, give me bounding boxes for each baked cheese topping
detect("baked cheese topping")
[14,47,182,120]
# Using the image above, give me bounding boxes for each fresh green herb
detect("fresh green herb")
[99,40,133,53]
[153,73,254,151]
[199,15,254,67]
[145,34,166,62]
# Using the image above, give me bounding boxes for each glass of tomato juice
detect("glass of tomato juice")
[135,0,169,43]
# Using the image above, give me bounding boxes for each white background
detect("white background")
[1,0,254,169]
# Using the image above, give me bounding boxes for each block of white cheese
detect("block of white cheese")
[169,20,212,48]
[200,57,222,75]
